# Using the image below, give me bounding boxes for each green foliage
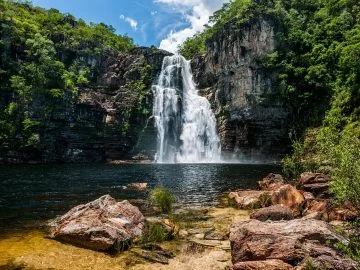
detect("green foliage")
[0,0,134,157]
[150,188,175,214]
[141,223,167,243]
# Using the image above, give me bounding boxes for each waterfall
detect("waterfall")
[152,55,221,163]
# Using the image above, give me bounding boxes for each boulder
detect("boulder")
[302,199,358,222]
[258,173,285,191]
[229,219,343,264]
[299,172,331,198]
[49,195,146,252]
[271,185,305,216]
[233,259,293,270]
[229,190,272,209]
[250,204,294,221]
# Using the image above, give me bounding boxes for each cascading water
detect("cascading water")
[152,55,221,163]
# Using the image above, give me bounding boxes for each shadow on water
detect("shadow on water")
[0,163,280,233]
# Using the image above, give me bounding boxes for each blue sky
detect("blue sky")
[32,0,227,53]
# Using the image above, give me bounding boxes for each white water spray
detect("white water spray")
[152,55,221,163]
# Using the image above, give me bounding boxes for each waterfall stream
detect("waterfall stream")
[152,55,221,163]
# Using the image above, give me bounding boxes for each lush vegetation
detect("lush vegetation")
[180,0,360,210]
[0,0,134,158]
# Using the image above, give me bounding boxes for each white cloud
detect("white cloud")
[155,0,227,53]
[120,14,138,30]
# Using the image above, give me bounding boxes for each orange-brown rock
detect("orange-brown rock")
[49,195,146,252]
[229,219,357,269]
[233,259,293,270]
[229,190,272,209]
[229,219,341,264]
[250,204,294,221]
[258,173,285,191]
[302,199,358,222]
[271,185,305,215]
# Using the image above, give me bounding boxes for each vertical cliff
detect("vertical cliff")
[2,47,170,163]
[191,17,290,161]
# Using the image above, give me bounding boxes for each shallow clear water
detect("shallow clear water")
[0,163,279,233]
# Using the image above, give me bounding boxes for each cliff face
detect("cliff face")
[191,17,290,161]
[3,47,170,163]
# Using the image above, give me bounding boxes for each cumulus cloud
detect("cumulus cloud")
[120,14,138,30]
[155,0,227,53]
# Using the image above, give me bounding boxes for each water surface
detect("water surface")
[0,163,279,233]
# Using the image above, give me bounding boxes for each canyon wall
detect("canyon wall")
[191,17,290,161]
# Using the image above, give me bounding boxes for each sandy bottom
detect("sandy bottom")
[0,207,248,270]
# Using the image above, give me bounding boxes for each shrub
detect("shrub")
[150,188,175,214]
[141,223,167,243]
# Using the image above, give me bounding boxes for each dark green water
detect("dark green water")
[0,163,279,232]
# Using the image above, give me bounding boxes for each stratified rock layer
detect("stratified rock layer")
[191,17,290,161]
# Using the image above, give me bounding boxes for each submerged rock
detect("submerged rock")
[49,195,146,252]
[250,204,294,221]
[228,190,272,209]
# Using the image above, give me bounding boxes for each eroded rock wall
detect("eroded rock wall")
[192,17,290,162]
[7,47,170,163]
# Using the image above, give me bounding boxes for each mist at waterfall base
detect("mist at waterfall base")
[152,55,221,164]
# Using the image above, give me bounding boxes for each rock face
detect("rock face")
[191,17,290,161]
[49,195,146,252]
[229,219,357,269]
[3,47,171,163]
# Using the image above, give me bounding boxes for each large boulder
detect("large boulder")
[271,184,305,216]
[49,195,146,252]
[250,204,294,221]
[229,190,272,209]
[299,172,331,198]
[258,173,285,191]
[230,219,344,264]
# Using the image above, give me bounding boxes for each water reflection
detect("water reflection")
[0,163,279,232]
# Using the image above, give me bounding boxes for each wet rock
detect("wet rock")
[49,195,145,252]
[258,173,285,191]
[271,185,305,216]
[131,248,171,264]
[250,204,294,221]
[124,182,148,191]
[229,190,272,209]
[233,259,293,270]
[229,219,343,264]
[299,172,331,198]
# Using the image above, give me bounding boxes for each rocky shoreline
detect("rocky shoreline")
[2,172,358,270]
